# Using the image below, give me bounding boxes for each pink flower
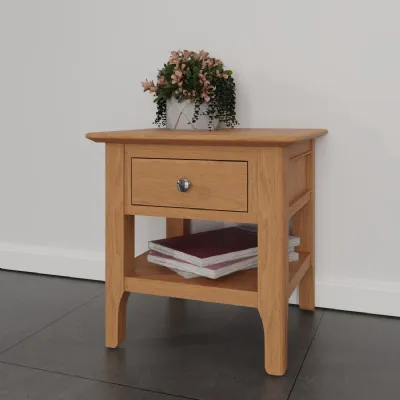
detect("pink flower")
[201,87,211,102]
[141,79,156,92]
[223,72,229,79]
[199,73,206,83]
[198,50,209,59]
[169,51,180,65]
[183,50,190,60]
[171,70,183,84]
[149,86,158,93]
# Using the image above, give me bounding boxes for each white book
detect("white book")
[148,251,258,279]
[162,262,258,280]
[148,251,300,280]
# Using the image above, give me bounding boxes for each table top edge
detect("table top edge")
[85,128,328,146]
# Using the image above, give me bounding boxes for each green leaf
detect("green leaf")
[162,84,177,89]
[226,70,233,76]
[192,66,200,76]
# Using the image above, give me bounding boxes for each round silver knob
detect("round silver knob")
[176,178,191,192]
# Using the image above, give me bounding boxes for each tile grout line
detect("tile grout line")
[0,291,104,356]
[287,309,326,400]
[0,360,200,400]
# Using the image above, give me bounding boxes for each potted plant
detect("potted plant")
[142,50,239,130]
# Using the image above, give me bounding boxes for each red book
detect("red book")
[148,227,258,267]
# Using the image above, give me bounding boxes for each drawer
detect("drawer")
[130,158,248,212]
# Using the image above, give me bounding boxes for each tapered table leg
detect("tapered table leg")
[257,147,289,376]
[105,143,134,348]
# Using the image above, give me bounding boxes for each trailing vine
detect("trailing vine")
[142,50,239,130]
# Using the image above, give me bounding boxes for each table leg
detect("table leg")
[166,218,190,238]
[293,141,315,311]
[105,144,135,348]
[257,147,289,376]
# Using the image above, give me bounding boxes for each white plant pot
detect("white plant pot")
[166,97,220,130]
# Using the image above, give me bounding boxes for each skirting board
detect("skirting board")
[0,242,105,281]
[1,241,400,317]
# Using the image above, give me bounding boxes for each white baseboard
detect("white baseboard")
[1,242,400,317]
[0,242,105,281]
[314,278,400,317]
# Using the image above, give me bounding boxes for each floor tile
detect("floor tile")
[289,310,400,400]
[0,362,188,400]
[0,270,103,353]
[0,293,322,400]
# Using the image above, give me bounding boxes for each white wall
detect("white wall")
[1,1,400,315]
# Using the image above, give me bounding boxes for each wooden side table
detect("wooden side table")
[86,128,327,376]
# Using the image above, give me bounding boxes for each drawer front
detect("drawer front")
[130,158,248,212]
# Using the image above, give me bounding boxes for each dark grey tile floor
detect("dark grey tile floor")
[1,270,399,400]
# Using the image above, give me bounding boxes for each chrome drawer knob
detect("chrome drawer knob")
[176,178,191,192]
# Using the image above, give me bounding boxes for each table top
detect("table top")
[86,128,327,147]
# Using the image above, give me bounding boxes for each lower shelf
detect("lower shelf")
[125,251,310,308]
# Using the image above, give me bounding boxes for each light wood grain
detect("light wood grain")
[289,190,311,219]
[257,147,289,376]
[126,204,258,223]
[125,252,258,308]
[124,251,308,308]
[292,141,316,311]
[166,218,190,238]
[88,129,326,377]
[130,158,248,212]
[87,128,328,146]
[125,143,258,161]
[125,145,258,223]
[288,253,311,296]
[289,155,307,204]
[105,143,134,348]
[287,140,311,159]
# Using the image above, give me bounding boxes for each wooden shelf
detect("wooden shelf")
[125,251,310,307]
[125,252,258,308]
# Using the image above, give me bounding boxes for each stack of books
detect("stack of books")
[147,227,300,280]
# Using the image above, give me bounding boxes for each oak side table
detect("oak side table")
[86,128,327,376]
